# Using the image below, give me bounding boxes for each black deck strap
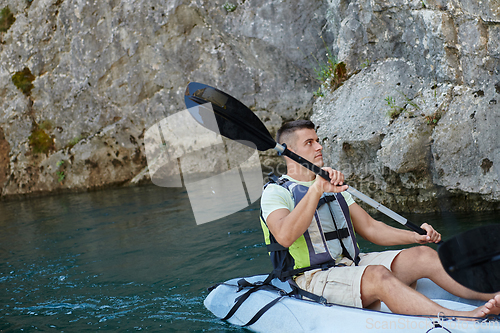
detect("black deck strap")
[241,280,330,327]
[288,280,328,304]
[222,272,333,327]
[222,284,262,321]
[237,278,256,291]
[324,228,349,241]
[222,274,276,322]
[207,283,222,293]
[243,295,284,327]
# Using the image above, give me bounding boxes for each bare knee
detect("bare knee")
[392,246,441,284]
[362,266,396,293]
[360,265,395,306]
[364,265,394,284]
[396,246,437,266]
[414,245,437,257]
[409,246,439,267]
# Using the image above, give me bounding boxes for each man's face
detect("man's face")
[289,128,324,167]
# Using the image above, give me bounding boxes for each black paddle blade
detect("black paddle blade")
[184,82,277,151]
[438,224,500,293]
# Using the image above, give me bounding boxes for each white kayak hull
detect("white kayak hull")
[205,275,500,332]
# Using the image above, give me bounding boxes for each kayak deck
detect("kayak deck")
[205,275,499,333]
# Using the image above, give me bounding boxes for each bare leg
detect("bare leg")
[360,265,500,318]
[390,246,498,301]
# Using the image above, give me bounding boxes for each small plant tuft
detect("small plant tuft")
[56,160,65,183]
[385,96,405,119]
[12,67,35,96]
[313,87,324,98]
[56,170,65,183]
[425,110,442,126]
[223,2,237,12]
[310,36,339,83]
[0,6,15,33]
[399,91,420,110]
[67,135,82,149]
[385,91,421,120]
[302,36,348,96]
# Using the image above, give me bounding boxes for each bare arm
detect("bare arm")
[266,168,348,248]
[349,203,441,246]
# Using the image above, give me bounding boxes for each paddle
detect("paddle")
[438,224,500,293]
[184,82,500,293]
[184,82,426,235]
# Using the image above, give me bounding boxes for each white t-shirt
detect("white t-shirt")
[261,175,355,221]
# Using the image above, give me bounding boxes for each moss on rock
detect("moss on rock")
[12,67,35,96]
[29,127,54,154]
[0,7,15,32]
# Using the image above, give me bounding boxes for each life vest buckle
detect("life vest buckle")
[321,263,333,271]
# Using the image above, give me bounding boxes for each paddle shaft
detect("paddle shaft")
[275,143,427,236]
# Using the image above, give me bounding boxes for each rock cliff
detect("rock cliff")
[0,0,329,197]
[313,0,500,212]
[0,0,498,212]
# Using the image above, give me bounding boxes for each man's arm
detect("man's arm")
[266,168,348,248]
[349,203,441,245]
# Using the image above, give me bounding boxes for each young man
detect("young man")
[260,119,500,318]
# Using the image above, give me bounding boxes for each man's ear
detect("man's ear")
[283,143,295,153]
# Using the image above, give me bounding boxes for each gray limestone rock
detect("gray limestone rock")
[0,0,331,197]
[313,59,500,213]
[0,0,498,212]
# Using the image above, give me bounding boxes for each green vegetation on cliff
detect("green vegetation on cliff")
[29,127,54,154]
[0,7,15,32]
[12,67,35,96]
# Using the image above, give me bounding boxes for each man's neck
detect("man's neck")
[286,166,316,182]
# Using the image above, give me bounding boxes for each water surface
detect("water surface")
[0,185,497,331]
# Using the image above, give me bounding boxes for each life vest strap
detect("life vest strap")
[273,261,337,281]
[324,228,350,241]
[266,242,288,252]
[317,194,336,209]
[266,228,350,254]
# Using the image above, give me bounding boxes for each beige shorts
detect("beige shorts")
[294,250,401,308]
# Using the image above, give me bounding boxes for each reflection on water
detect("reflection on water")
[0,185,498,331]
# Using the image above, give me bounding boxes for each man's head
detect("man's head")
[276,120,324,172]
[276,119,316,150]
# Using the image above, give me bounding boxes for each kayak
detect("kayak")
[205,274,500,332]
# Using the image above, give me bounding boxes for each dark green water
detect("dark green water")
[0,185,498,332]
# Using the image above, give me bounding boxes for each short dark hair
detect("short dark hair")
[276,119,315,146]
